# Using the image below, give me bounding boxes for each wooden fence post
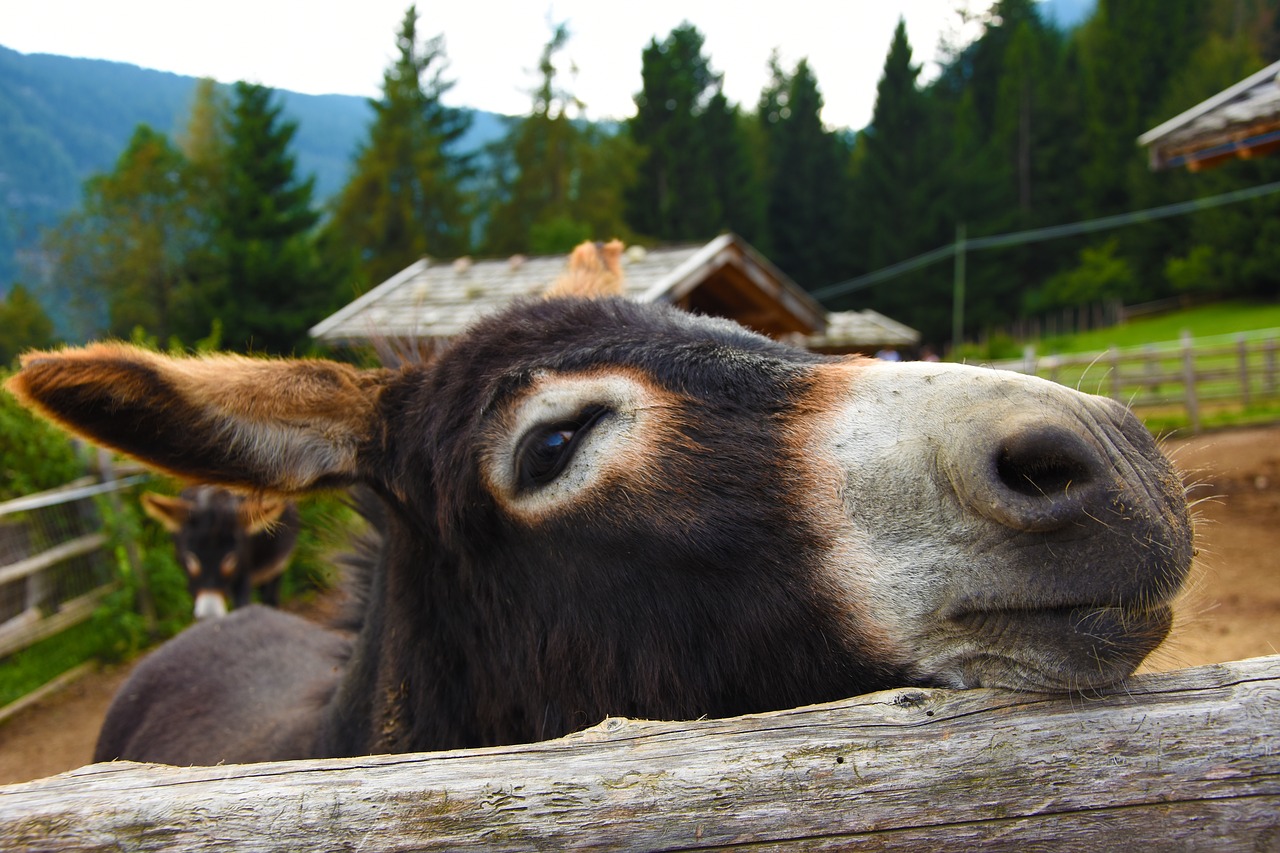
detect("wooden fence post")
[1238,334,1252,408]
[1108,346,1122,401]
[1143,343,1160,402]
[1265,338,1277,397]
[1181,330,1202,433]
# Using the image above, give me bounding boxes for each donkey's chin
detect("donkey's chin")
[920,605,1175,692]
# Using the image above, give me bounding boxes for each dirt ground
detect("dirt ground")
[2,424,1278,787]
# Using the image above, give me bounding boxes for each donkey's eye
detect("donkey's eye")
[516,406,608,490]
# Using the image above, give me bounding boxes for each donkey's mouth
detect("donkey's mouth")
[937,604,1175,691]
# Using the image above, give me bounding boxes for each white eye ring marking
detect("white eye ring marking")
[483,372,656,520]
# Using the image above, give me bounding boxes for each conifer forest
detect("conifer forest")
[3,0,1280,360]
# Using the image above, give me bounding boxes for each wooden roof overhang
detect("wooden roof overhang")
[644,233,827,339]
[1139,60,1280,172]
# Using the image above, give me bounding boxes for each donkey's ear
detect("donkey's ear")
[140,492,192,533]
[237,495,290,534]
[544,239,626,299]
[6,343,395,494]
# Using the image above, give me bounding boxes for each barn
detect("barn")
[309,232,920,359]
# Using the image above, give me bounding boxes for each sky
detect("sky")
[4,1,1005,130]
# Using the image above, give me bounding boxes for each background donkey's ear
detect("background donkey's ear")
[6,343,395,494]
[237,495,290,534]
[139,492,192,532]
[544,239,626,299]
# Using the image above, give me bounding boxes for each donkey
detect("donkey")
[141,486,300,619]
[5,246,1193,766]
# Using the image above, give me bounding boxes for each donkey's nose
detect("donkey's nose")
[948,417,1110,533]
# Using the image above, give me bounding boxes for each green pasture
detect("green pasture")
[1036,301,1280,356]
[1019,301,1280,435]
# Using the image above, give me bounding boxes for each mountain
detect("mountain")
[0,44,508,290]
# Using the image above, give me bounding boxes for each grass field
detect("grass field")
[1015,300,1280,434]
[1036,301,1280,355]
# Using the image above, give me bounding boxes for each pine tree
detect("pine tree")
[1078,0,1206,216]
[172,78,231,338]
[849,20,928,276]
[0,284,56,365]
[627,25,721,241]
[701,91,768,248]
[976,7,1083,328]
[759,58,851,290]
[177,78,229,176]
[327,4,473,290]
[46,125,203,340]
[208,81,323,353]
[484,24,579,255]
[483,23,634,255]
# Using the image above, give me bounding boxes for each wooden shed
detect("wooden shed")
[309,234,919,358]
[1139,58,1280,171]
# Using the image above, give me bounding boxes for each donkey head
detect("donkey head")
[142,486,292,619]
[6,273,1192,735]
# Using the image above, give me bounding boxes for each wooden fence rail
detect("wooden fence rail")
[2,654,1277,851]
[993,330,1280,432]
[0,471,149,660]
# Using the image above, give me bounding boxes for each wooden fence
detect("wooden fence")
[0,468,148,660]
[993,329,1280,432]
[1,654,1276,850]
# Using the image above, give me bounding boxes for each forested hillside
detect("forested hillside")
[0,45,505,293]
[2,0,1279,361]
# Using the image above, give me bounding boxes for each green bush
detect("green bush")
[0,284,57,367]
[950,333,1024,363]
[91,482,192,659]
[0,370,84,501]
[1025,240,1136,314]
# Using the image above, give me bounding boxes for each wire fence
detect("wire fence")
[0,472,147,659]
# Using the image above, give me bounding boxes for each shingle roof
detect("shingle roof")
[808,309,920,350]
[312,246,679,344]
[311,234,826,345]
[309,233,920,354]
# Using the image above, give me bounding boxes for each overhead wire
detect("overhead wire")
[811,179,1280,302]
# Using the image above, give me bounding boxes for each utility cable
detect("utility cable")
[812,179,1280,301]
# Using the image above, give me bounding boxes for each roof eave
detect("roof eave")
[310,257,432,340]
[1138,58,1280,147]
[640,232,826,333]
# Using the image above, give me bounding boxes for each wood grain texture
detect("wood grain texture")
[3,655,1278,851]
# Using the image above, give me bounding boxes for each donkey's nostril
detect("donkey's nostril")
[996,429,1097,498]
[945,418,1111,534]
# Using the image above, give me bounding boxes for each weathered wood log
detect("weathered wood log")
[3,655,1278,851]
